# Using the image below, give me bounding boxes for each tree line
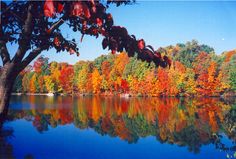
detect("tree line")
[8,40,236,97]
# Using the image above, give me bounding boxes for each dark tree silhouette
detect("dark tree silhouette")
[0,0,171,118]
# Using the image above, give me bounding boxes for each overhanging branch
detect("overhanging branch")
[17,46,48,72]
[16,17,65,71]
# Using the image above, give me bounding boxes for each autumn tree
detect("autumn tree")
[167,61,186,96]
[156,67,169,96]
[141,69,156,95]
[109,52,129,91]
[33,56,49,75]
[228,55,236,92]
[22,72,32,93]
[100,61,111,92]
[59,65,74,94]
[184,68,196,95]
[0,0,171,117]
[76,63,91,94]
[10,41,236,97]
[49,61,62,93]
[92,68,102,93]
[218,50,236,93]
[29,74,39,93]
[173,40,213,68]
[120,79,129,93]
[44,75,55,93]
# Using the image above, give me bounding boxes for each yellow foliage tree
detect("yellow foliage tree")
[92,68,102,93]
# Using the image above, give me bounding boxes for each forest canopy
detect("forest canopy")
[11,40,236,97]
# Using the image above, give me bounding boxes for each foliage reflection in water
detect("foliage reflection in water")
[1,95,236,159]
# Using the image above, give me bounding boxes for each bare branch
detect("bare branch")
[47,18,65,35]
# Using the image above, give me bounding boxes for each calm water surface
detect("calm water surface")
[1,95,235,159]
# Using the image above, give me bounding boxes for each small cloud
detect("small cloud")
[222,38,225,41]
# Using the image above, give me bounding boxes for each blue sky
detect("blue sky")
[4,1,236,65]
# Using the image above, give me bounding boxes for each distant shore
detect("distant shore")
[11,92,236,98]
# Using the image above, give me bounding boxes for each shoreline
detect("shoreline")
[11,92,236,98]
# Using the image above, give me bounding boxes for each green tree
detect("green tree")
[173,40,214,68]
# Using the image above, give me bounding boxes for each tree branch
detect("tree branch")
[12,3,34,63]
[0,26,10,65]
[47,18,65,34]
[12,8,65,64]
[0,42,10,65]
[16,17,65,70]
[17,46,48,72]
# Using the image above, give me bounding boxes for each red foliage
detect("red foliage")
[44,0,55,17]
[96,18,103,27]
[137,39,145,50]
[121,79,129,92]
[59,65,74,94]
[59,108,73,125]
[57,3,64,13]
[42,1,170,68]
[71,2,90,18]
[53,36,60,47]
[33,57,46,74]
[224,50,236,62]
[44,1,64,17]
[121,100,129,113]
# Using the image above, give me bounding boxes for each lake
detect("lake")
[1,95,235,159]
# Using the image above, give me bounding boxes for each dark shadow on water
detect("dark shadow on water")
[0,121,14,159]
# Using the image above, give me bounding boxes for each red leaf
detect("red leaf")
[44,0,55,17]
[154,51,161,58]
[57,2,64,13]
[46,28,51,34]
[53,37,60,46]
[83,4,91,18]
[96,18,103,27]
[71,2,90,18]
[92,6,96,13]
[82,21,87,31]
[91,28,98,34]
[91,0,96,13]
[111,50,116,54]
[71,2,83,17]
[137,39,145,50]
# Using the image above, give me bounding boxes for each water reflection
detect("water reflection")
[2,96,236,158]
[0,123,14,159]
[8,97,236,148]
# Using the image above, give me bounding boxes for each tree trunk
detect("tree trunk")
[0,63,17,120]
